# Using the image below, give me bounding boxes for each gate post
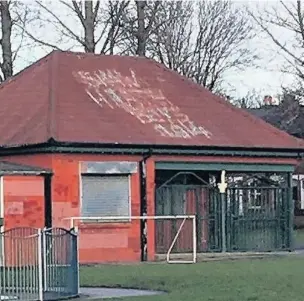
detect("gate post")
[37,229,44,301]
[73,227,80,296]
[218,171,228,253]
[287,172,294,251]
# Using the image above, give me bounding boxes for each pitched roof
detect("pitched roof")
[248,105,304,139]
[0,50,302,150]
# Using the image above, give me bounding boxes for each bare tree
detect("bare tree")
[0,1,29,81]
[226,90,264,109]
[150,1,256,92]
[21,0,129,54]
[150,1,193,74]
[119,0,161,56]
[0,1,12,80]
[250,1,304,81]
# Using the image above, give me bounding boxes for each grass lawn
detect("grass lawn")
[295,228,304,247]
[80,256,304,301]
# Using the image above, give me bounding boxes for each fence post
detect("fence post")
[75,226,80,296]
[218,171,228,253]
[42,228,47,291]
[69,227,79,296]
[37,229,44,301]
[287,173,294,251]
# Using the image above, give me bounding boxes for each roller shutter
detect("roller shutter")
[81,176,130,217]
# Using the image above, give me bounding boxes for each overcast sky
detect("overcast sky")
[13,0,296,99]
[224,0,295,98]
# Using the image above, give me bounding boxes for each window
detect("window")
[81,175,131,220]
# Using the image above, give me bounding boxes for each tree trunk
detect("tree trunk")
[0,0,13,80]
[84,1,95,53]
[136,0,146,56]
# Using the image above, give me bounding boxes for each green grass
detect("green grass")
[80,256,304,301]
[295,228,304,247]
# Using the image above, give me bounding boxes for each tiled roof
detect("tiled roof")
[248,105,304,139]
[0,50,301,150]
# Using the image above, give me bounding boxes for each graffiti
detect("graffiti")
[54,184,69,197]
[5,202,24,215]
[75,69,212,139]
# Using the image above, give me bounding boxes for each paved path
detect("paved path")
[80,287,164,299]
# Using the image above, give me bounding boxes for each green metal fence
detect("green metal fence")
[226,186,292,252]
[0,227,79,301]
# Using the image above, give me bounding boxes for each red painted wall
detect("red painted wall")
[3,175,44,267]
[2,154,144,263]
[3,176,45,229]
[0,153,298,263]
[51,154,142,263]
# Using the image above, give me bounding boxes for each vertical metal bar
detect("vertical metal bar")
[20,234,24,300]
[42,228,47,292]
[16,236,19,298]
[0,231,3,298]
[75,226,80,296]
[192,217,197,263]
[2,232,6,298]
[221,192,226,252]
[8,235,11,297]
[37,229,44,301]
[195,188,202,252]
[287,173,294,251]
[25,232,28,298]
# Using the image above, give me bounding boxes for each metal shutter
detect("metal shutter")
[81,176,130,217]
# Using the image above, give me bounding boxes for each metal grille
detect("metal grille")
[155,172,292,254]
[43,228,79,300]
[81,176,130,217]
[226,186,291,251]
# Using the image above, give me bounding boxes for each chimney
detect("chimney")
[263,95,273,105]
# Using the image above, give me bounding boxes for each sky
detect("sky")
[224,0,296,98]
[11,0,297,100]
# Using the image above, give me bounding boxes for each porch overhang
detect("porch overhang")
[155,162,295,172]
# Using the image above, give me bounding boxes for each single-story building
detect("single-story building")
[0,50,302,263]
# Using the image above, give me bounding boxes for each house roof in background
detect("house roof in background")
[0,50,302,150]
[0,161,51,175]
[248,105,304,139]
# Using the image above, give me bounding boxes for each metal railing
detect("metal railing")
[0,227,79,301]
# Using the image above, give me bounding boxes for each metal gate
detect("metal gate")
[155,172,220,253]
[0,227,79,301]
[226,185,291,252]
[155,172,292,254]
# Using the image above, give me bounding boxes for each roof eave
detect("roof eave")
[0,140,302,159]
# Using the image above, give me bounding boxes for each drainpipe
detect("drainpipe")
[217,170,228,253]
[44,173,53,229]
[139,150,153,261]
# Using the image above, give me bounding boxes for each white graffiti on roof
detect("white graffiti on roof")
[75,69,212,139]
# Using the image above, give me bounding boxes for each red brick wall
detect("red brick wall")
[1,154,144,263]
[3,176,44,267]
[51,154,142,263]
[3,176,45,229]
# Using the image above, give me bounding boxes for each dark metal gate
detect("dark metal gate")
[155,172,292,254]
[226,184,291,252]
[155,172,220,254]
